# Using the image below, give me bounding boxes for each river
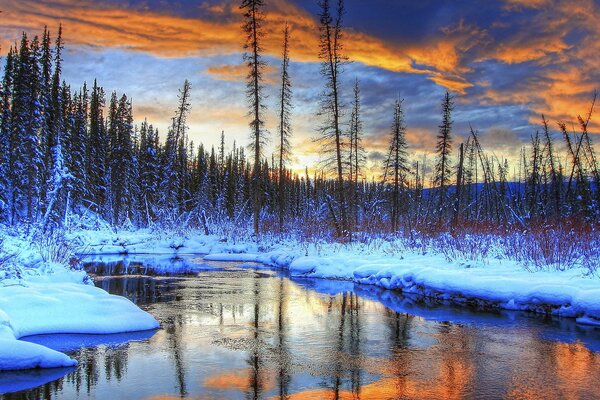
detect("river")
[3,256,600,399]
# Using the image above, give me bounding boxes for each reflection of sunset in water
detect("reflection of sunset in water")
[10,259,600,400]
[507,342,600,400]
[204,368,277,392]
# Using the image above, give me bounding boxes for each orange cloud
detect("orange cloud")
[489,37,570,64]
[478,0,600,133]
[0,0,483,94]
[503,0,550,9]
[206,63,278,84]
[206,64,249,81]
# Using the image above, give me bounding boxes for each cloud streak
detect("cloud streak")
[0,0,491,94]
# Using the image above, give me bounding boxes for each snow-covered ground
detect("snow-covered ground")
[0,231,159,372]
[1,225,599,373]
[70,227,600,326]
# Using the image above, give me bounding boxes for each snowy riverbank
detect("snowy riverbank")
[0,232,159,372]
[70,227,600,326]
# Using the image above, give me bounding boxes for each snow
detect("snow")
[0,230,160,372]
[0,339,77,371]
[0,276,158,371]
[0,280,159,339]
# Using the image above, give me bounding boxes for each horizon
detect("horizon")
[1,0,599,178]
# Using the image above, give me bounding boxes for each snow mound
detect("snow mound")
[0,339,77,371]
[0,281,159,371]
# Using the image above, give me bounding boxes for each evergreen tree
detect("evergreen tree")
[43,26,68,226]
[87,80,109,216]
[277,22,292,230]
[67,84,89,208]
[0,47,16,220]
[317,0,349,236]
[10,33,43,223]
[434,91,454,216]
[105,94,135,225]
[174,80,191,213]
[384,98,408,232]
[138,119,160,224]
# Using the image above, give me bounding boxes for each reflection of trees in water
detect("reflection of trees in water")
[76,347,99,394]
[94,274,177,305]
[248,276,262,400]
[383,308,413,382]
[5,345,132,399]
[104,347,129,383]
[165,314,188,397]
[325,291,364,398]
[277,278,290,399]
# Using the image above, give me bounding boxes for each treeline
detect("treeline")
[0,17,598,239]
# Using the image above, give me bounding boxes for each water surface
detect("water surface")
[2,256,600,399]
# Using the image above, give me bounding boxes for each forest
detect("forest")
[0,1,598,272]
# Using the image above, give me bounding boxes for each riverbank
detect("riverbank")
[71,227,600,326]
[0,230,159,372]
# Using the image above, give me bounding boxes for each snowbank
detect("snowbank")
[0,232,160,372]
[0,276,158,371]
[68,227,600,326]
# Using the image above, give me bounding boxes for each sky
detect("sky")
[0,0,599,176]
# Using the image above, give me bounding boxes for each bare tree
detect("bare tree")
[241,0,267,235]
[348,79,365,230]
[317,0,349,236]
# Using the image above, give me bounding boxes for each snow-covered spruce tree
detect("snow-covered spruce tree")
[106,92,119,224]
[433,90,454,220]
[86,80,109,216]
[107,93,135,225]
[38,27,53,208]
[67,85,89,209]
[317,0,349,237]
[174,80,192,214]
[42,27,71,228]
[277,22,292,231]
[207,146,218,208]
[115,94,135,225]
[138,119,160,225]
[160,117,177,215]
[0,47,16,221]
[10,33,43,224]
[191,143,210,220]
[383,98,408,233]
[159,80,191,220]
[241,0,268,236]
